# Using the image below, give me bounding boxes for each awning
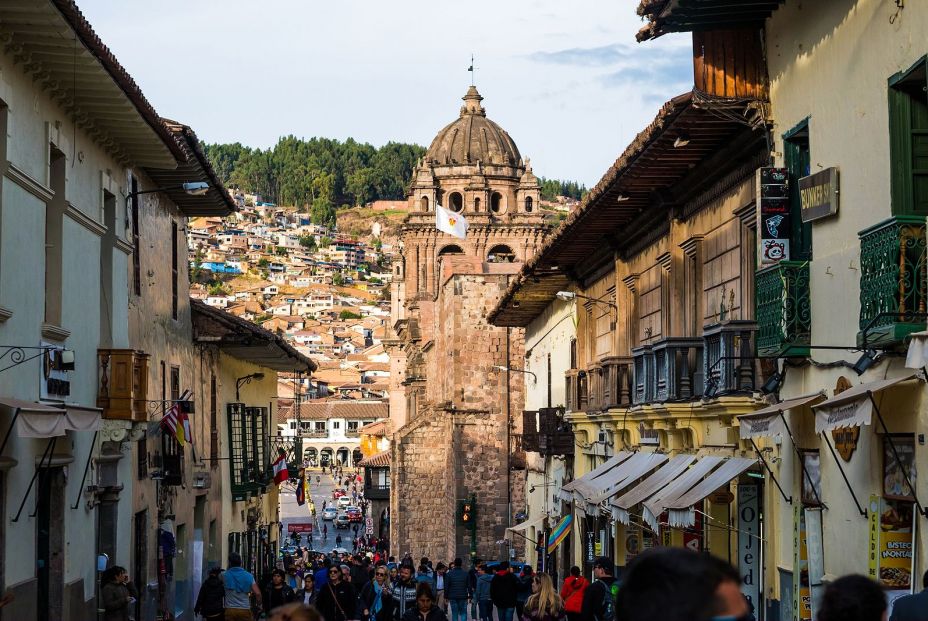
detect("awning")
[507,513,547,535]
[578,452,669,514]
[558,451,633,502]
[665,458,756,527]
[906,331,928,369]
[0,399,102,438]
[813,374,919,434]
[642,456,724,531]
[610,454,696,524]
[738,392,826,439]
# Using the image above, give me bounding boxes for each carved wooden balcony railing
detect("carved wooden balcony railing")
[652,337,704,401]
[600,356,632,409]
[632,345,655,405]
[702,320,757,395]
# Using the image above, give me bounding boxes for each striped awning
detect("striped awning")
[557,451,633,502]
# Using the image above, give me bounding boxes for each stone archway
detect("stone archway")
[304,447,318,466]
[320,447,333,466]
[336,447,350,465]
[352,448,363,465]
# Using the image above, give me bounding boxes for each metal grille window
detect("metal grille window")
[228,404,271,500]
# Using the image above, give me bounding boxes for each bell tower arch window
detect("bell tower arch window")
[491,192,504,213]
[525,196,534,213]
[474,197,481,212]
[449,192,464,213]
[420,196,429,211]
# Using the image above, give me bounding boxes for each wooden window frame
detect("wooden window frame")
[888,56,928,216]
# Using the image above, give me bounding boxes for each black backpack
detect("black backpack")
[594,579,619,621]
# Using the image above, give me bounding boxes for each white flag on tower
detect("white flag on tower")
[435,203,469,239]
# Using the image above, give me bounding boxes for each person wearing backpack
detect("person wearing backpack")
[580,557,618,621]
[560,566,589,621]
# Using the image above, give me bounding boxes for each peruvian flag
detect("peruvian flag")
[272,453,289,485]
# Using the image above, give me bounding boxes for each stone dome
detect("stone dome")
[424,86,522,167]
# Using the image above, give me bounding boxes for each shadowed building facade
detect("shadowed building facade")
[385,86,550,560]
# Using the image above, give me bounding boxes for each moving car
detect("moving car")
[337,495,351,508]
[333,488,347,499]
[346,507,362,522]
[334,513,351,529]
[322,507,338,520]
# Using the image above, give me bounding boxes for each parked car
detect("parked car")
[322,507,338,520]
[346,507,362,522]
[334,513,351,529]
[337,495,351,508]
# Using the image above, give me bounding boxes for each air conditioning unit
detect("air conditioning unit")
[193,471,211,489]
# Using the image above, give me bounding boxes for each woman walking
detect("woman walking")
[402,583,449,621]
[521,574,564,621]
[559,567,588,621]
[361,564,395,621]
[100,566,138,621]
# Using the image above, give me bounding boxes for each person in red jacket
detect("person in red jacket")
[560,566,589,621]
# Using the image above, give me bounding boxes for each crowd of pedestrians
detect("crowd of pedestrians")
[194,544,928,621]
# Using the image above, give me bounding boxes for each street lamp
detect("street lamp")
[556,291,618,328]
[236,372,266,401]
[127,181,210,199]
[493,365,537,383]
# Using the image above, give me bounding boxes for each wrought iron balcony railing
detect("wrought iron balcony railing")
[755,261,811,357]
[858,216,927,347]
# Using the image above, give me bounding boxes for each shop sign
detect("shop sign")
[625,530,639,564]
[883,435,917,501]
[799,167,839,223]
[40,341,72,401]
[868,496,880,580]
[586,530,595,563]
[683,509,702,553]
[757,167,791,265]
[287,522,314,533]
[737,485,760,612]
[832,427,860,462]
[710,489,734,504]
[792,505,812,620]
[871,495,916,609]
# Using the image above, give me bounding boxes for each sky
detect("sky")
[79,1,692,188]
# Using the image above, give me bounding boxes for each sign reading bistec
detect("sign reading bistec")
[799,167,839,223]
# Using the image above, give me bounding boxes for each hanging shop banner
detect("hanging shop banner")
[883,435,917,501]
[805,508,825,620]
[683,505,703,553]
[739,411,787,440]
[757,167,791,265]
[737,485,761,613]
[868,496,880,580]
[793,505,812,620]
[878,498,915,593]
[799,167,839,223]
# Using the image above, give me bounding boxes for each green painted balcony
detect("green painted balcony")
[858,216,928,347]
[755,261,811,357]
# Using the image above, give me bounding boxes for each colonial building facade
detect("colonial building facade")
[386,87,550,560]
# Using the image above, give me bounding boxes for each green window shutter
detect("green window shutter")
[911,92,928,215]
[246,406,270,485]
[889,87,914,214]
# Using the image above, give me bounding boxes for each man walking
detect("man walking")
[580,557,618,621]
[490,562,518,621]
[444,558,471,621]
[224,552,263,621]
[392,563,419,621]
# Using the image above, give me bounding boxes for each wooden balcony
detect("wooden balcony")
[522,408,574,457]
[97,349,150,421]
[702,321,757,395]
[600,356,632,409]
[652,338,704,401]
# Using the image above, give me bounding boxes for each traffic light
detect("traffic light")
[459,498,476,528]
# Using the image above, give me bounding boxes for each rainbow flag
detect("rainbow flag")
[547,514,573,554]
